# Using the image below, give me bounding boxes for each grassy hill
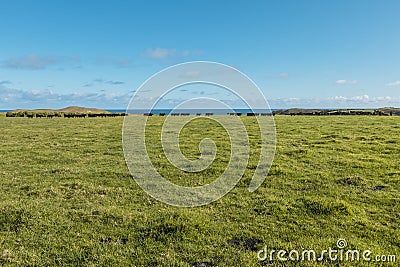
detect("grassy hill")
[377,107,400,115]
[6,106,114,118]
[57,106,111,114]
[10,106,111,114]
[274,107,400,116]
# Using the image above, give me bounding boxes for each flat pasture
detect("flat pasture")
[0,115,399,266]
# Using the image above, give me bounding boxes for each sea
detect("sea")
[108,109,276,115]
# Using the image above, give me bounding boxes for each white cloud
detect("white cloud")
[179,71,201,78]
[143,48,177,59]
[142,48,202,60]
[333,94,369,101]
[277,73,289,78]
[375,96,392,101]
[1,81,398,110]
[269,95,400,109]
[83,79,125,87]
[2,54,59,70]
[0,80,12,85]
[353,94,369,101]
[336,79,358,85]
[0,87,133,109]
[94,57,134,68]
[182,50,191,57]
[1,54,82,70]
[336,80,347,84]
[330,94,398,104]
[386,81,400,87]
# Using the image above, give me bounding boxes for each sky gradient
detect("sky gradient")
[1,0,400,109]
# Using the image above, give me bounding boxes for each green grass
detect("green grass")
[0,116,399,266]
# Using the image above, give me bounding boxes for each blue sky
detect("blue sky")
[1,0,400,109]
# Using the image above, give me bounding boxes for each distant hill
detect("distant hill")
[274,108,326,115]
[10,106,111,114]
[57,106,111,114]
[273,107,400,116]
[377,107,400,116]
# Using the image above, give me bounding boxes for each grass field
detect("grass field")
[0,115,399,266]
